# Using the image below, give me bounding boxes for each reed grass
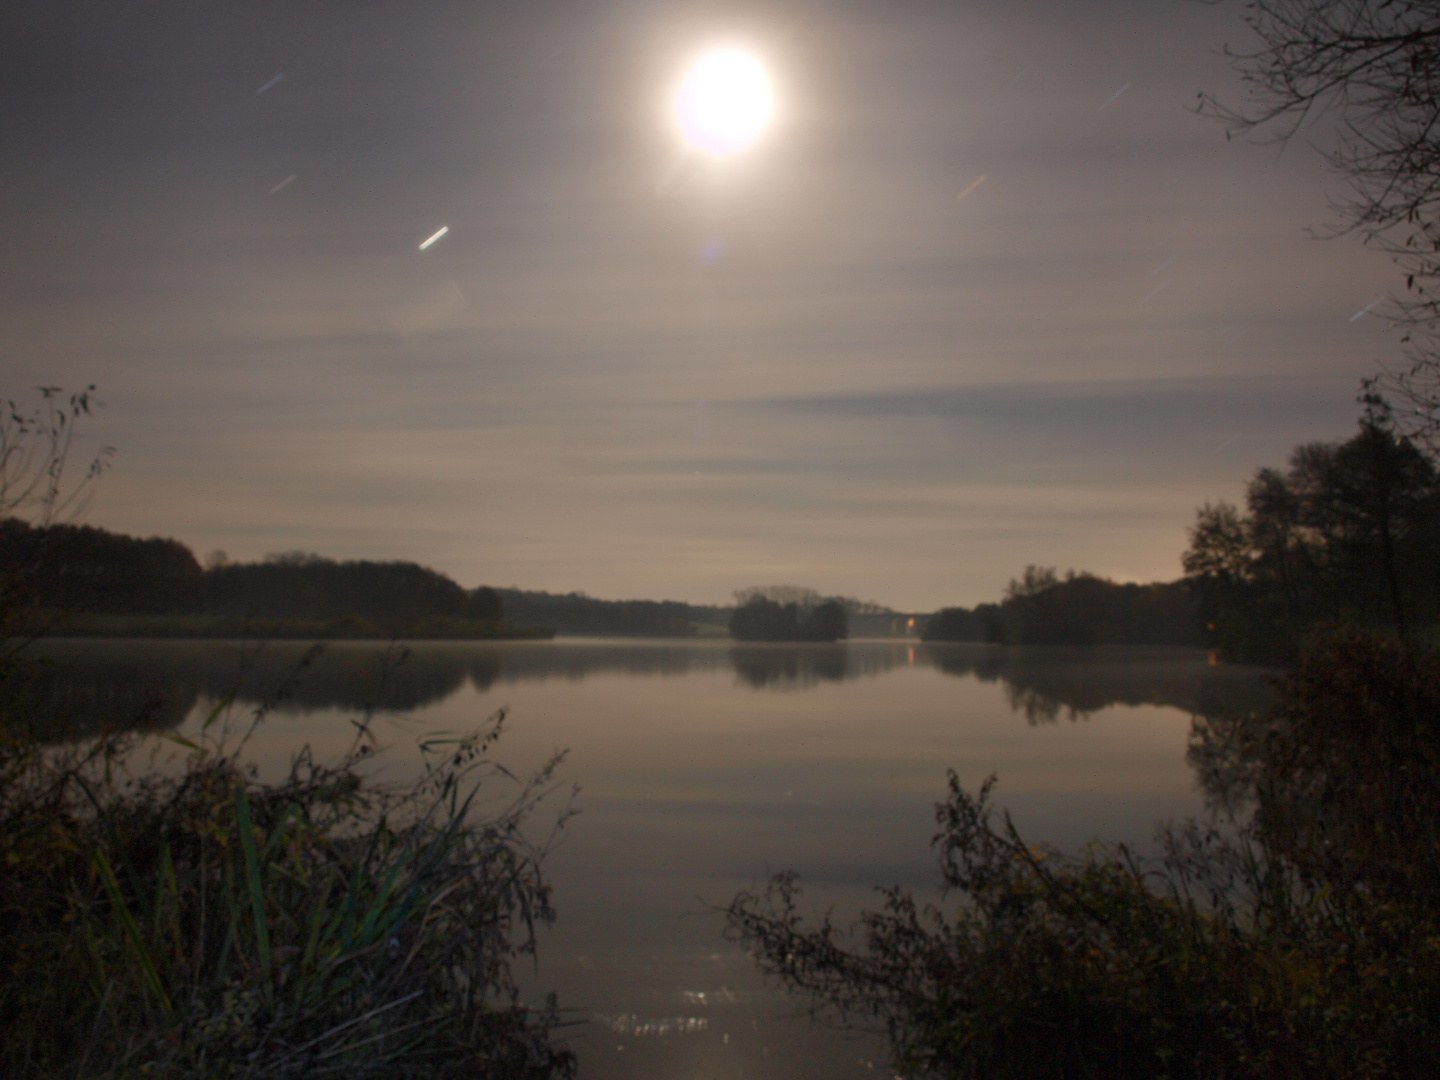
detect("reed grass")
[0,660,577,1079]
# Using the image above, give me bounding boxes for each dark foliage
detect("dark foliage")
[927,573,1199,647]
[0,518,205,617]
[1184,420,1440,661]
[469,585,503,621]
[728,596,848,642]
[0,521,527,639]
[0,698,577,1080]
[210,554,475,627]
[1194,624,1440,909]
[494,589,707,637]
[728,629,1440,1079]
[999,572,1200,647]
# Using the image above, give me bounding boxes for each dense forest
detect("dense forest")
[495,588,726,637]
[0,520,744,639]
[923,572,1198,648]
[0,519,206,617]
[0,522,529,639]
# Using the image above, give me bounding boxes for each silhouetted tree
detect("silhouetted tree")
[1203,1,1440,455]
[978,567,1200,648]
[807,599,848,641]
[728,595,848,642]
[1184,419,1440,659]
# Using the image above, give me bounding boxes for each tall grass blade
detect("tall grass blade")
[92,848,173,1019]
[233,783,272,997]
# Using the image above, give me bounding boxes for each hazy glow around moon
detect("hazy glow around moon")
[675,49,773,155]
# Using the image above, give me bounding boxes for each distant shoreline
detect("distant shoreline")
[16,613,555,641]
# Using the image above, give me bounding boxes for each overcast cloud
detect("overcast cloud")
[0,0,1400,608]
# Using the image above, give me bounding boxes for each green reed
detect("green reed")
[0,683,577,1079]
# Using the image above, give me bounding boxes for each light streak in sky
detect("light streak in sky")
[1141,280,1168,303]
[1349,296,1384,321]
[255,74,284,95]
[1099,82,1131,110]
[268,174,296,195]
[418,226,449,251]
[955,174,987,203]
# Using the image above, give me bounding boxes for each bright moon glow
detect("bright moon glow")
[675,50,773,155]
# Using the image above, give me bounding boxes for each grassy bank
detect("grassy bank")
[0,687,576,1078]
[20,612,555,641]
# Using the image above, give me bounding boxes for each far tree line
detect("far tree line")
[925,409,1440,662]
[0,527,515,638]
[0,524,738,639]
[5,407,1433,654]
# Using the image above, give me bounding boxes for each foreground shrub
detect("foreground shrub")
[0,703,576,1079]
[727,630,1440,1079]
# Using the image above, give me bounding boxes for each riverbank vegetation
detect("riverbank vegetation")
[0,683,577,1078]
[727,626,1440,1078]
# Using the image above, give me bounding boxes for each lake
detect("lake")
[24,637,1272,1079]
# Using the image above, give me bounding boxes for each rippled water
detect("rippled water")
[23,637,1272,1079]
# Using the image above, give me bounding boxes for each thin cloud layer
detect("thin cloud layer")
[0,0,1400,608]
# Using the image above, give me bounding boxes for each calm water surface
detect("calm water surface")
[28,638,1272,1079]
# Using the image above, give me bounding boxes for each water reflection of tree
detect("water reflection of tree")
[20,642,736,742]
[923,643,1276,724]
[9,649,202,740]
[730,645,849,689]
[24,640,1278,743]
[19,644,475,742]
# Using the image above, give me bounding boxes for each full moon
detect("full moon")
[674,49,773,155]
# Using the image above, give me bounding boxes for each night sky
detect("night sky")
[1,1,1399,609]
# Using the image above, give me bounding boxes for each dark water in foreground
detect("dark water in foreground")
[24,638,1272,1079]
